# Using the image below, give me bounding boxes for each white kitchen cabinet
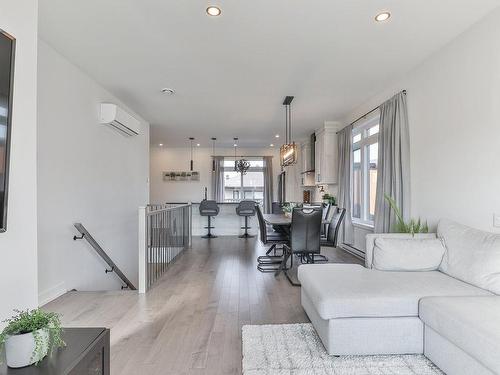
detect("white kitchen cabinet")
[300,142,315,186]
[315,122,341,185]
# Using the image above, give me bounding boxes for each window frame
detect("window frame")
[222,157,265,203]
[351,114,380,227]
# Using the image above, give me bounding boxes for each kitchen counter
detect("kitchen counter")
[167,202,258,236]
[168,202,242,205]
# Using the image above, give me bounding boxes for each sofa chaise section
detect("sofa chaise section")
[298,263,490,355]
[420,296,500,375]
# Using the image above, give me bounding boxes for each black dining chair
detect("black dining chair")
[322,203,332,236]
[310,207,346,262]
[276,207,322,285]
[320,207,346,248]
[272,202,284,214]
[255,204,289,272]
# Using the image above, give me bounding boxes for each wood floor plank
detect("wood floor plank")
[43,236,362,374]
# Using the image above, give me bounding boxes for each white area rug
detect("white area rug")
[242,323,443,375]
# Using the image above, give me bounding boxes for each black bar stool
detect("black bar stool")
[199,200,220,238]
[236,200,256,238]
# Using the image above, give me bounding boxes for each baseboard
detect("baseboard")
[340,244,365,260]
[38,282,67,307]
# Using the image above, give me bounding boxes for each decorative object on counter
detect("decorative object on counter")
[322,193,337,206]
[188,137,195,171]
[163,171,200,181]
[303,190,311,204]
[233,137,250,175]
[385,194,428,235]
[0,309,65,368]
[211,137,217,172]
[280,96,298,167]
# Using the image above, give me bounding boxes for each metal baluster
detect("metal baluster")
[156,211,159,283]
[163,209,166,275]
[148,214,152,289]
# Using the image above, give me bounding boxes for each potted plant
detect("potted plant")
[385,194,429,235]
[322,193,337,206]
[282,202,299,218]
[0,309,65,368]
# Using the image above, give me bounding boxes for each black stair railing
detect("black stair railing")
[73,223,136,290]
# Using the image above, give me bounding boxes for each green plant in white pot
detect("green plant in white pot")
[0,309,65,368]
[282,202,300,218]
[322,194,337,206]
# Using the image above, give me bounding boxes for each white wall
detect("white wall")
[37,40,150,303]
[0,0,39,322]
[344,8,500,233]
[150,146,279,204]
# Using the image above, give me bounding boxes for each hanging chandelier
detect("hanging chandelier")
[233,137,250,175]
[280,96,298,167]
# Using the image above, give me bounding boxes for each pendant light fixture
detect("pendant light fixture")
[233,137,250,175]
[211,137,217,172]
[280,96,298,167]
[189,137,195,171]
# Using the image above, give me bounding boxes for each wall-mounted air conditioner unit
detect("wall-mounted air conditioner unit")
[99,103,141,136]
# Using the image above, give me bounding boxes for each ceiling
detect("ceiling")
[39,0,500,147]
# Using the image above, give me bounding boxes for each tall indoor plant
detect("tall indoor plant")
[0,309,64,368]
[385,194,428,235]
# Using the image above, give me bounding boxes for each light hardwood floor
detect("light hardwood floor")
[44,236,363,375]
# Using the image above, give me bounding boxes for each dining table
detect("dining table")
[262,213,330,227]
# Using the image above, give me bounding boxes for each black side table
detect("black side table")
[1,327,110,375]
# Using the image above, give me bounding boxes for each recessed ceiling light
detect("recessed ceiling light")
[197,143,201,147]
[270,144,274,147]
[159,143,164,147]
[161,88,175,95]
[275,134,280,138]
[375,12,391,22]
[206,6,221,16]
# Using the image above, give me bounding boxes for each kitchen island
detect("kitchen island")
[168,202,259,237]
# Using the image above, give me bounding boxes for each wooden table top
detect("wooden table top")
[263,214,329,226]
[0,328,108,374]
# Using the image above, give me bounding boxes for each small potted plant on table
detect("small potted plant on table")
[282,202,300,218]
[322,193,337,206]
[0,309,65,368]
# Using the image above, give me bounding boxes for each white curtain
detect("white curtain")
[211,156,224,202]
[337,125,354,245]
[374,91,411,233]
[263,156,273,214]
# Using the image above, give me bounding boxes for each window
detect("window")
[352,113,379,225]
[223,158,265,203]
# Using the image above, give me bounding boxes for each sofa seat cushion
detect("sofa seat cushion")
[420,296,500,374]
[297,264,491,320]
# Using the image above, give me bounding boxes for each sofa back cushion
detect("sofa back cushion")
[365,233,437,268]
[438,219,500,294]
[373,238,446,271]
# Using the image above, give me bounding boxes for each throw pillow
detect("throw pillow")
[373,238,446,271]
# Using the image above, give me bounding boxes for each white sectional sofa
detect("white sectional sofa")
[298,219,500,375]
